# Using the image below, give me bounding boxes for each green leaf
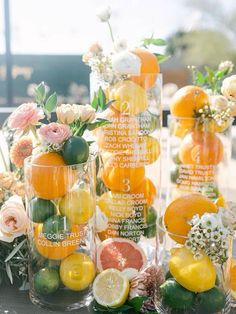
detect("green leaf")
[5,262,13,284]
[195,70,206,86]
[98,87,107,110]
[91,92,99,110]
[87,118,111,131]
[143,38,166,47]
[128,296,147,312]
[154,53,170,64]
[215,69,228,79]
[45,92,57,112]
[5,239,27,263]
[35,82,46,104]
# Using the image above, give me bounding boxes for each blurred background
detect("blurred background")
[0,0,236,111]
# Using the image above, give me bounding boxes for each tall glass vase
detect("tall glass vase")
[91,73,162,271]
[24,155,96,311]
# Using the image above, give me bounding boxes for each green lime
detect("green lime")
[170,166,180,184]
[172,149,181,165]
[119,218,141,243]
[197,286,226,313]
[34,268,60,295]
[62,136,89,165]
[144,206,157,238]
[44,259,61,271]
[160,278,195,310]
[29,198,57,223]
[165,270,173,280]
[42,215,71,242]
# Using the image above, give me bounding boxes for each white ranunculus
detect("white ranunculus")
[221,75,236,101]
[96,7,111,22]
[114,39,128,52]
[218,60,234,74]
[112,51,141,75]
[210,95,228,111]
[78,104,96,123]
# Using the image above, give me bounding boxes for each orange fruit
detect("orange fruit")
[179,131,224,165]
[96,108,139,153]
[164,193,218,244]
[101,153,145,193]
[170,85,209,118]
[170,118,195,138]
[97,238,147,272]
[34,224,83,260]
[230,260,236,299]
[136,136,160,165]
[130,48,160,89]
[132,177,157,206]
[31,152,76,200]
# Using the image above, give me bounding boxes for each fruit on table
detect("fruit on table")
[35,224,82,260]
[62,136,89,165]
[164,193,218,244]
[137,110,159,135]
[135,136,160,165]
[131,47,160,89]
[97,238,147,272]
[197,286,226,313]
[34,268,60,295]
[59,188,95,224]
[171,118,195,138]
[109,80,147,114]
[29,198,57,223]
[170,85,209,118]
[160,278,195,310]
[30,152,76,200]
[132,177,157,206]
[93,268,129,308]
[119,218,141,243]
[42,215,71,242]
[215,194,226,207]
[60,253,95,291]
[169,247,216,293]
[179,130,224,165]
[101,153,145,192]
[95,107,139,153]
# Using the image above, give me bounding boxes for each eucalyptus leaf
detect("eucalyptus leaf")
[92,93,99,110]
[143,38,166,47]
[87,118,111,131]
[5,262,13,284]
[195,70,206,85]
[154,54,170,64]
[45,92,57,112]
[98,87,107,110]
[5,238,27,262]
[35,82,46,103]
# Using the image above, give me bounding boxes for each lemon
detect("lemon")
[109,80,147,114]
[93,269,129,308]
[59,189,95,224]
[60,253,95,291]
[215,194,226,207]
[169,247,216,292]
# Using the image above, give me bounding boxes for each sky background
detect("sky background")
[0,0,236,55]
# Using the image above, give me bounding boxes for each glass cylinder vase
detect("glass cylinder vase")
[91,73,162,272]
[24,155,96,311]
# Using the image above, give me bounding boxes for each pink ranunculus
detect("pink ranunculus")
[38,122,72,145]
[8,103,45,130]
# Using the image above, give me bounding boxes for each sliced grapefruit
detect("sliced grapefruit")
[97,238,147,272]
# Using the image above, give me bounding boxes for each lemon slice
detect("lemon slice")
[93,269,129,307]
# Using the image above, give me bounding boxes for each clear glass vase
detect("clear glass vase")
[91,73,162,271]
[24,155,96,311]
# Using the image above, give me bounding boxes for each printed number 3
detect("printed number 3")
[123,178,130,192]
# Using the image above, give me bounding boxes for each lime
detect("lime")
[62,136,89,165]
[197,286,226,313]
[170,165,180,184]
[34,268,60,295]
[119,218,141,243]
[144,206,157,238]
[160,278,195,310]
[44,259,61,271]
[29,198,57,223]
[42,215,71,242]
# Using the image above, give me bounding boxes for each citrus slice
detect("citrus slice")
[93,269,129,307]
[230,259,236,299]
[97,238,147,272]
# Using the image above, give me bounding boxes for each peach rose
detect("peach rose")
[78,104,96,123]
[56,104,79,124]
[39,122,72,144]
[221,75,236,101]
[8,103,45,130]
[0,195,27,242]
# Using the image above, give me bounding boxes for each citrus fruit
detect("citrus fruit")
[95,108,139,153]
[34,268,60,295]
[179,130,224,165]
[230,259,236,299]
[160,278,195,310]
[42,215,71,242]
[135,136,160,165]
[132,177,157,206]
[215,194,226,207]
[97,238,147,272]
[93,268,129,308]
[62,136,89,165]
[31,152,75,200]
[109,80,147,114]
[60,253,95,291]
[131,48,160,89]
[101,153,145,193]
[29,198,57,223]
[208,119,230,133]
[35,224,83,260]
[164,193,218,244]
[197,286,226,313]
[137,110,159,135]
[169,247,216,292]
[171,118,195,138]
[59,188,95,224]
[170,85,209,118]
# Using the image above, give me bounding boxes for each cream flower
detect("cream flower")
[0,172,15,190]
[0,195,27,243]
[78,104,96,123]
[56,104,79,124]
[114,39,128,52]
[229,101,236,116]
[218,60,234,74]
[220,202,236,230]
[210,95,228,111]
[200,213,218,229]
[96,6,111,22]
[112,51,141,75]
[221,75,236,101]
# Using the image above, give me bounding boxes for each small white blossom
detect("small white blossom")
[190,214,200,226]
[112,51,141,75]
[114,39,128,52]
[200,213,218,229]
[96,6,111,22]
[218,60,234,74]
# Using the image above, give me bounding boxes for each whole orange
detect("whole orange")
[179,131,224,165]
[170,85,209,118]
[164,193,218,244]
[131,48,160,89]
[31,152,75,200]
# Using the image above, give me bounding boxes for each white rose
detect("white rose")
[221,75,236,101]
[112,51,141,75]
[78,104,96,123]
[218,60,234,74]
[114,39,128,53]
[0,195,27,243]
[96,7,111,22]
[210,95,228,111]
[56,104,80,124]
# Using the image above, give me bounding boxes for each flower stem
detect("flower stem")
[107,21,115,43]
[29,126,40,145]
